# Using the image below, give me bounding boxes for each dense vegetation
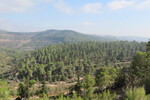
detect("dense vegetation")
[0,40,149,100]
[0,48,25,79]
[16,41,146,82]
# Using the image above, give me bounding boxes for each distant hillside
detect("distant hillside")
[101,35,149,42]
[116,36,149,42]
[0,30,116,50]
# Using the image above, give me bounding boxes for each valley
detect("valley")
[0,32,149,100]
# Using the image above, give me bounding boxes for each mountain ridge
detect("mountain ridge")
[0,29,149,50]
[0,29,116,50]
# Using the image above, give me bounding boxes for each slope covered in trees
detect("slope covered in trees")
[0,40,149,100]
[16,41,146,82]
[121,41,150,92]
[0,48,26,79]
[49,41,150,100]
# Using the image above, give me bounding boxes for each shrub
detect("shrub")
[125,87,150,100]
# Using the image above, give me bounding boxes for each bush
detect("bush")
[125,87,150,100]
[0,80,10,99]
[94,91,116,100]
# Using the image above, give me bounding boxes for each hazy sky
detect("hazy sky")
[0,0,150,37]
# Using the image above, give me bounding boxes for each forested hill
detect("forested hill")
[0,30,116,50]
[0,41,148,100]
[16,41,146,82]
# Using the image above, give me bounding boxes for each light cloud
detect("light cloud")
[52,0,73,14]
[135,0,150,9]
[0,0,150,14]
[108,0,134,10]
[42,0,55,2]
[82,3,102,14]
[0,0,33,13]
